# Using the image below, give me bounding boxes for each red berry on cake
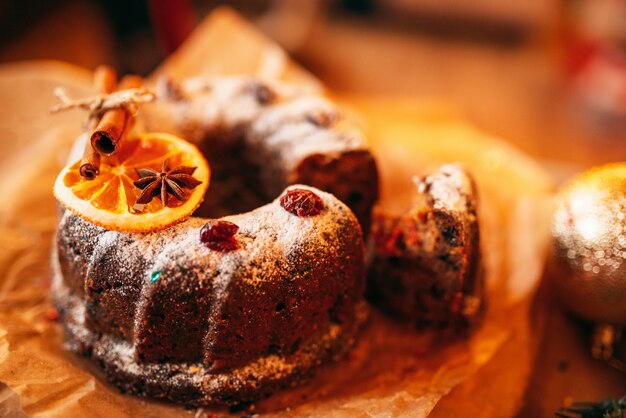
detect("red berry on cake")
[280,188,325,217]
[200,220,240,252]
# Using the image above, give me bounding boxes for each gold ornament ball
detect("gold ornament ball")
[551,162,626,326]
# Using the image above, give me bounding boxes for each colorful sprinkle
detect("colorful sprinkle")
[150,271,161,283]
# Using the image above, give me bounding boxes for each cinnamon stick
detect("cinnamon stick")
[93,65,117,96]
[79,142,101,180]
[119,74,144,90]
[90,74,143,156]
[79,65,117,180]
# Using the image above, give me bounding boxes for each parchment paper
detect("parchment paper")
[0,8,553,417]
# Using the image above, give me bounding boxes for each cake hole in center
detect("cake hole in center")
[192,136,274,218]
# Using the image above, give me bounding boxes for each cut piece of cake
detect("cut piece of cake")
[368,164,484,329]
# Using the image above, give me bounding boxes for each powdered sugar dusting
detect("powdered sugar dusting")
[414,163,476,213]
[134,185,359,290]
[143,75,369,172]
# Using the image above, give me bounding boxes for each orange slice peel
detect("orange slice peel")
[54,132,210,233]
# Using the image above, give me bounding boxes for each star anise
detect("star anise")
[133,159,202,206]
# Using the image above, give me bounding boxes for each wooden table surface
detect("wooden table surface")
[3,3,626,416]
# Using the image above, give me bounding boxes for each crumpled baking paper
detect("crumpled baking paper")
[0,8,553,418]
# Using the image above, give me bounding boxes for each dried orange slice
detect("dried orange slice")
[54,132,210,232]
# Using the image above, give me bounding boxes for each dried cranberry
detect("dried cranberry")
[200,220,240,252]
[280,189,324,217]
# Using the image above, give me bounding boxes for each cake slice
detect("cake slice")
[368,164,484,329]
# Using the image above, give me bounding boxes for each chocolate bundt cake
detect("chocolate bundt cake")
[367,164,484,329]
[51,75,379,406]
[52,186,367,406]
[146,76,379,233]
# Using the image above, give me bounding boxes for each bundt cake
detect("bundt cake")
[51,75,379,406]
[367,164,484,329]
[145,75,379,233]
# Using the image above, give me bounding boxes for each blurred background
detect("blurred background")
[1,0,625,175]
